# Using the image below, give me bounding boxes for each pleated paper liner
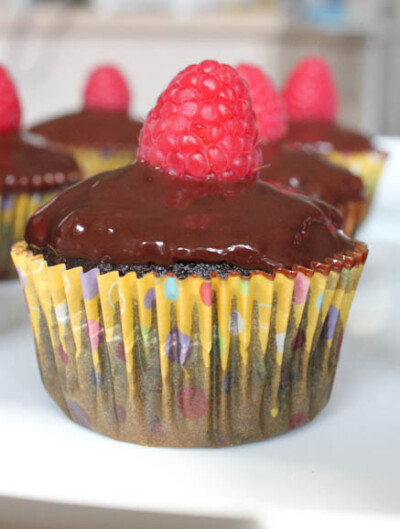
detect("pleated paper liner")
[0,192,55,279]
[336,199,368,237]
[12,241,367,447]
[326,149,387,217]
[66,146,136,179]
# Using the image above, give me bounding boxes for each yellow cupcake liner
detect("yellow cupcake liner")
[65,146,136,179]
[11,241,367,447]
[326,150,387,216]
[0,192,55,279]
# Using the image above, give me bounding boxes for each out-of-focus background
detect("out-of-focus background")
[0,0,399,133]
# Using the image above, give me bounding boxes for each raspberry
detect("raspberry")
[84,65,130,112]
[282,56,338,122]
[236,63,287,142]
[138,60,262,181]
[0,66,21,135]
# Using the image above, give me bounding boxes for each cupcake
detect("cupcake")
[282,56,387,211]
[30,65,141,178]
[0,66,80,279]
[260,145,366,237]
[236,63,366,236]
[13,60,367,447]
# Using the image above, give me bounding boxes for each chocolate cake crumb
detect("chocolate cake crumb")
[33,246,257,280]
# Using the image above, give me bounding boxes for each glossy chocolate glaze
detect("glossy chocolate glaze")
[285,120,372,153]
[0,132,80,193]
[26,161,358,273]
[30,108,142,151]
[260,142,365,205]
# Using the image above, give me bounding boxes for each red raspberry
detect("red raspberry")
[84,65,130,112]
[0,66,21,135]
[236,63,287,142]
[138,60,262,181]
[282,56,338,122]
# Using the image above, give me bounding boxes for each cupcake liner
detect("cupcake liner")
[0,192,54,279]
[336,199,368,237]
[326,150,387,216]
[65,146,136,179]
[12,241,367,447]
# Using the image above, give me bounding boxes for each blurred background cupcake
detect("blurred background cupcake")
[0,65,80,280]
[236,62,367,236]
[31,65,141,178]
[282,55,387,214]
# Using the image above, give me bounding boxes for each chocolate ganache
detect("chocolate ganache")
[285,120,372,153]
[26,161,358,274]
[259,142,365,206]
[30,108,142,151]
[0,132,80,193]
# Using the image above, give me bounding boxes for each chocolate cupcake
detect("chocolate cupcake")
[282,56,387,211]
[30,65,142,178]
[259,143,366,236]
[0,67,80,279]
[236,63,366,235]
[13,60,367,447]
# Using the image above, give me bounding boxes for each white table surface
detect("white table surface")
[0,138,399,529]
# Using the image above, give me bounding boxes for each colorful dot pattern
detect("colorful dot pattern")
[11,241,365,447]
[1,191,54,278]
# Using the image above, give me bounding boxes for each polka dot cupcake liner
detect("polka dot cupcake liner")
[11,241,367,447]
[0,191,55,280]
[65,146,136,179]
[327,149,387,222]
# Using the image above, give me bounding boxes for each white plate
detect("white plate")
[0,138,399,529]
